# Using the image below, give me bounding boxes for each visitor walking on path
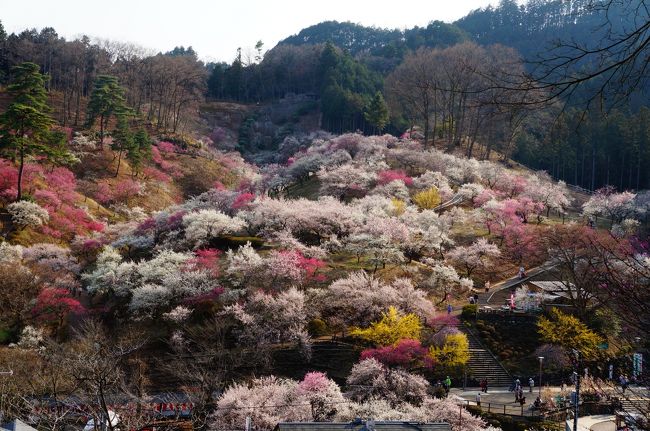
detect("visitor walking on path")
[484,280,490,293]
[518,266,527,279]
[447,304,453,314]
[444,376,452,396]
[529,377,534,393]
[619,375,629,394]
[476,392,481,406]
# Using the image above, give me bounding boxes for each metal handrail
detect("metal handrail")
[459,399,541,417]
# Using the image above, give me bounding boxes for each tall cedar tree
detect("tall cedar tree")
[364,91,389,134]
[86,75,127,142]
[129,129,152,176]
[0,62,67,201]
[111,114,134,177]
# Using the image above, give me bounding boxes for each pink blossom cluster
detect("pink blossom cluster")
[361,339,434,369]
[0,160,104,238]
[377,169,413,187]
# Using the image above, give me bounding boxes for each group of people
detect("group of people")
[476,378,489,406]
[619,374,630,393]
[510,378,526,406]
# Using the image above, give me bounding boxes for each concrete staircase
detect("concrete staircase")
[617,387,650,419]
[461,325,513,387]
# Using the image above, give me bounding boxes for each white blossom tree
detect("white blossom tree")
[583,187,638,227]
[311,272,434,332]
[346,358,429,406]
[182,209,246,248]
[446,238,501,277]
[422,262,474,304]
[223,287,311,359]
[7,201,49,228]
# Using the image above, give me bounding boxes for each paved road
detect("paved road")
[450,386,562,416]
[451,385,650,418]
[452,386,562,402]
[475,260,560,307]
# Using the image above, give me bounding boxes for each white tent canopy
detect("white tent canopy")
[1,419,38,431]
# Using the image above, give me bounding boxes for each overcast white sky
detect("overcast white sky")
[2,0,501,62]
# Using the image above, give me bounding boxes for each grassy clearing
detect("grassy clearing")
[283,177,322,200]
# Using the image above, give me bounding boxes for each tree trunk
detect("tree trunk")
[619,152,625,190]
[590,145,596,191]
[115,150,122,177]
[17,146,25,201]
[75,86,81,126]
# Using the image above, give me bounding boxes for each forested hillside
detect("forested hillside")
[1,0,648,193]
[1,0,650,429]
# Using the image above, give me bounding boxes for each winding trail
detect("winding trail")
[475,260,560,307]
[432,193,464,211]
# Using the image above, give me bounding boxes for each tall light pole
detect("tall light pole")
[572,349,580,431]
[538,356,544,398]
[0,370,13,423]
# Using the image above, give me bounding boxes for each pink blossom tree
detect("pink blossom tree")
[360,339,434,369]
[377,170,413,187]
[297,372,347,421]
[32,287,86,334]
[502,223,544,264]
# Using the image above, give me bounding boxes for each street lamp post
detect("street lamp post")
[538,357,544,398]
[572,350,580,431]
[0,370,13,423]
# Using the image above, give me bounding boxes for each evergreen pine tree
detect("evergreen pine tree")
[0,62,71,200]
[86,75,127,142]
[129,129,152,176]
[111,114,134,177]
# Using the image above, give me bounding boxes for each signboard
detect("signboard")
[633,353,643,378]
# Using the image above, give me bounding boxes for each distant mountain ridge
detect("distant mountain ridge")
[278,0,627,64]
[278,20,469,59]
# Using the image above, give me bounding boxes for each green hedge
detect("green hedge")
[462,304,477,319]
